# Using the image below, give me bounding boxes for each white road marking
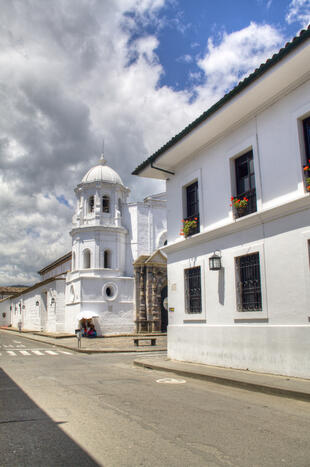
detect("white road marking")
[32,350,44,356]
[156,378,186,384]
[13,340,22,343]
[1,348,74,357]
[16,344,26,348]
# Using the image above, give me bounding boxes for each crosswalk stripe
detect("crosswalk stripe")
[32,350,44,355]
[20,350,31,355]
[13,340,22,343]
[7,351,17,356]
[59,351,72,355]
[45,350,58,355]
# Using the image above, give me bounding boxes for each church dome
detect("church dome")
[82,156,123,185]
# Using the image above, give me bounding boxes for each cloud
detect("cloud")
[195,22,283,104]
[286,0,310,26]
[0,1,287,285]
[177,54,193,64]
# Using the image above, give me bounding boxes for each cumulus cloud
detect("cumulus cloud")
[286,0,310,26]
[0,0,286,285]
[196,22,283,103]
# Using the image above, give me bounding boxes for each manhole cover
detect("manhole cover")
[156,378,186,384]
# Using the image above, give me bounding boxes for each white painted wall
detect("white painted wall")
[40,259,71,281]
[65,274,134,335]
[4,279,66,332]
[127,193,167,274]
[164,77,310,378]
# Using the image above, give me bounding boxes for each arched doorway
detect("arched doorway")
[160,285,168,332]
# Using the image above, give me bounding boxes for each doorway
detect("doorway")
[40,291,48,331]
[160,285,168,332]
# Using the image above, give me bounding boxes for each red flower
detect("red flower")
[304,166,309,171]
[231,196,234,201]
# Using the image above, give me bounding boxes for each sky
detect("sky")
[0,0,309,286]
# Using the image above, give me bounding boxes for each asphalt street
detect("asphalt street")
[1,330,310,467]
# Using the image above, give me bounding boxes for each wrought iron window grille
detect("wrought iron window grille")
[184,266,202,314]
[236,253,262,312]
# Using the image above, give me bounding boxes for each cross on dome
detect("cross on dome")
[98,153,107,165]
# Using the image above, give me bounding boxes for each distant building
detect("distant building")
[0,286,28,300]
[133,27,310,378]
[0,156,167,335]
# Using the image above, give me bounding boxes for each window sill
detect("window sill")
[163,194,310,254]
[183,318,206,324]
[234,310,268,321]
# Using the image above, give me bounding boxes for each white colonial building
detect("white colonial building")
[133,26,310,378]
[0,156,167,335]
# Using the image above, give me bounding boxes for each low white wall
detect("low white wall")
[168,324,310,379]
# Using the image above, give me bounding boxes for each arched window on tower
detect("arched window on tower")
[102,195,110,213]
[88,196,94,213]
[72,252,76,271]
[104,250,111,268]
[118,198,122,216]
[83,249,91,269]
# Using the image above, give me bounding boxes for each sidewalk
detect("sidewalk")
[0,327,167,353]
[134,356,310,402]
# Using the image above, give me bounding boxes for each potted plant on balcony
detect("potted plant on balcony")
[180,218,198,238]
[230,196,248,217]
[303,161,310,192]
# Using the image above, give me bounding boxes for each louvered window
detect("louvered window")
[234,151,257,217]
[184,181,200,235]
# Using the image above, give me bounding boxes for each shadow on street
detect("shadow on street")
[0,367,99,467]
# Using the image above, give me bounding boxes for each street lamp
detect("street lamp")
[209,251,222,271]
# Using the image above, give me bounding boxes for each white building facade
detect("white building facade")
[133,27,310,378]
[0,157,167,335]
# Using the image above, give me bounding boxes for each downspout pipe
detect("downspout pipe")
[151,162,175,176]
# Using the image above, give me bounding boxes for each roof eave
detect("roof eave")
[133,26,310,179]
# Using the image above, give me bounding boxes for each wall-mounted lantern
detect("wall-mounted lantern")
[35,301,40,306]
[22,305,25,309]
[209,251,222,271]
[51,297,55,305]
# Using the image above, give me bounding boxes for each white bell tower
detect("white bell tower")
[65,154,134,335]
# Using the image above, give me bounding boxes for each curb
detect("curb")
[0,329,167,354]
[134,360,310,402]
